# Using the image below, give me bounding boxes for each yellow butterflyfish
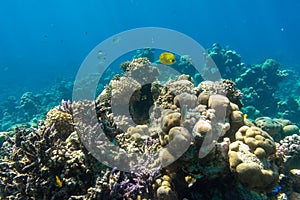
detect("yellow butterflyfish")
[55,175,63,188]
[159,52,176,65]
[243,113,248,119]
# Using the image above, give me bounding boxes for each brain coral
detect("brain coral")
[228,126,279,192]
[255,117,283,137]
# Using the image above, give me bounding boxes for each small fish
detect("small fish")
[159,52,176,65]
[185,175,196,187]
[97,50,106,61]
[243,113,248,119]
[55,175,63,188]
[112,36,121,44]
[267,184,282,197]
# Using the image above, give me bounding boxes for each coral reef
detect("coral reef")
[19,92,40,118]
[0,79,73,131]
[254,117,299,141]
[275,68,300,124]
[132,48,155,62]
[278,134,300,160]
[0,69,115,132]
[1,43,300,200]
[207,43,244,79]
[0,101,106,199]
[255,117,283,137]
[207,44,296,123]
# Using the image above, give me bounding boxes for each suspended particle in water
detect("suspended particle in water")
[97,50,106,60]
[112,36,121,44]
[151,37,155,44]
[97,50,106,65]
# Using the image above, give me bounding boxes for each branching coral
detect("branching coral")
[0,101,104,199]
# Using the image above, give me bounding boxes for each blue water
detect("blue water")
[0,0,299,99]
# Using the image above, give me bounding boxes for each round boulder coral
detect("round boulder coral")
[197,91,210,106]
[282,124,299,137]
[173,92,197,109]
[192,119,212,138]
[228,126,279,192]
[208,94,231,119]
[155,175,177,200]
[167,127,191,157]
[230,110,245,132]
[161,110,181,133]
[255,117,283,136]
[235,126,276,156]
[236,162,278,191]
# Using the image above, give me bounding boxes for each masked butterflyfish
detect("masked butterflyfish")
[159,52,176,65]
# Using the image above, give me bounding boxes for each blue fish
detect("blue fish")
[267,185,282,197]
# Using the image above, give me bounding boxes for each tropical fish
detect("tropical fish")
[55,175,63,188]
[243,113,248,119]
[159,52,176,65]
[185,175,196,187]
[267,184,282,197]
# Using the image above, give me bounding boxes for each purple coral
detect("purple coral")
[275,142,288,159]
[105,152,161,199]
[55,99,72,114]
[120,154,161,199]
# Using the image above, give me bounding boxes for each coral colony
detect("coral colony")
[0,44,299,200]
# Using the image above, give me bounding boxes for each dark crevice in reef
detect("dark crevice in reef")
[129,83,154,125]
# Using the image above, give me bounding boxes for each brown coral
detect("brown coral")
[161,110,181,134]
[173,92,197,109]
[254,117,283,136]
[228,126,279,192]
[154,175,178,200]
[45,108,74,138]
[235,126,276,156]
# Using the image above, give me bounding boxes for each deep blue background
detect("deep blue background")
[0,0,299,99]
